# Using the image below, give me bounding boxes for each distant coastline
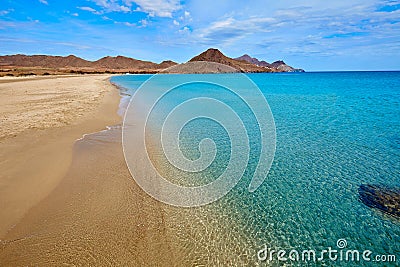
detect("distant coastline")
[0,48,304,77]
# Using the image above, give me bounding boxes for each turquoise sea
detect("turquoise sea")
[111,72,400,266]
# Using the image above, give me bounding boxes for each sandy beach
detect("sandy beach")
[0,75,188,266]
[0,75,121,238]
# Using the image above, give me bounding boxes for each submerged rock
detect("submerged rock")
[359,184,400,218]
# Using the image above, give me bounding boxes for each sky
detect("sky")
[0,0,399,71]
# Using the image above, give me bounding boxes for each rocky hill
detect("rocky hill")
[0,49,304,76]
[0,54,91,68]
[235,54,271,68]
[236,54,304,72]
[161,61,238,74]
[269,60,304,72]
[189,49,274,73]
[0,54,177,76]
[188,49,304,73]
[92,55,161,69]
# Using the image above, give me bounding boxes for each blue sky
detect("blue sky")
[0,0,399,71]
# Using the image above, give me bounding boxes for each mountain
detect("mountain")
[236,54,304,72]
[235,54,271,68]
[158,60,178,69]
[189,48,275,73]
[92,55,159,69]
[188,49,304,73]
[0,54,178,76]
[161,61,239,74]
[0,49,304,76]
[269,60,304,72]
[0,54,92,68]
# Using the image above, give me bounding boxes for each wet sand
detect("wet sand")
[0,126,185,266]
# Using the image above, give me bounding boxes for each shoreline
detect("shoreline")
[0,74,122,238]
[0,75,186,265]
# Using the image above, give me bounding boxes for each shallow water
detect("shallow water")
[112,72,400,266]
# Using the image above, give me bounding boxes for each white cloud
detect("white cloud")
[86,0,181,17]
[119,5,131,12]
[89,0,131,13]
[181,10,192,22]
[78,6,102,15]
[139,19,148,27]
[38,0,48,5]
[179,26,191,34]
[191,0,400,48]
[173,20,179,26]
[196,16,275,44]
[72,13,79,17]
[0,9,13,16]
[91,0,108,7]
[112,17,152,28]
[124,0,181,17]
[124,22,136,27]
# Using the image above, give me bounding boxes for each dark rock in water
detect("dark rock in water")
[359,184,400,218]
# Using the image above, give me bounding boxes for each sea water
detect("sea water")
[111,72,400,266]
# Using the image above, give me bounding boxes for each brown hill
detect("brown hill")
[189,48,274,73]
[235,54,271,68]
[0,50,304,76]
[0,54,178,76]
[0,54,92,68]
[158,60,178,69]
[269,60,304,72]
[161,61,239,74]
[236,54,304,72]
[92,55,160,69]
